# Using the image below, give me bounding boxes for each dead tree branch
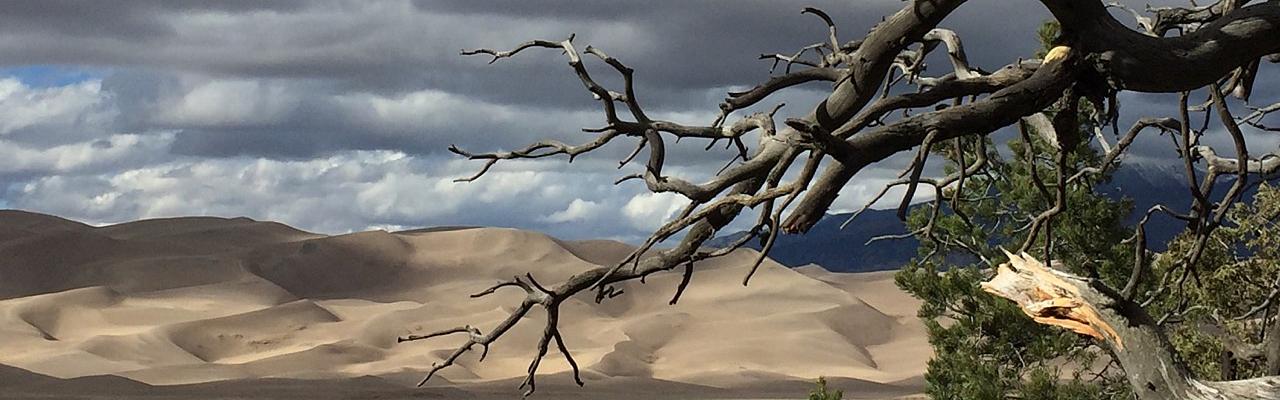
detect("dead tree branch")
[406,0,1280,396]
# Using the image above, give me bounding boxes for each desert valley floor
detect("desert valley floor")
[0,210,928,399]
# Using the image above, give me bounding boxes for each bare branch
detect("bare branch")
[840,60,1039,139]
[841,139,989,229]
[421,1,1280,396]
[1242,101,1280,131]
[460,35,576,64]
[1106,2,1159,35]
[759,45,825,74]
[448,132,624,182]
[1069,117,1183,184]
[897,130,939,221]
[1195,145,1280,177]
[1235,272,1280,321]
[802,7,841,53]
[1208,83,1253,225]
[921,28,980,80]
[718,68,840,122]
[784,45,1080,233]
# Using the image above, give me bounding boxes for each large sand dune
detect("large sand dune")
[0,211,928,399]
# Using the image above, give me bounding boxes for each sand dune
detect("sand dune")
[0,210,930,399]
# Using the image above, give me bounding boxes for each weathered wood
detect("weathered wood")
[985,252,1280,400]
[781,1,1280,233]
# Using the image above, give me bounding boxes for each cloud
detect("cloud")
[3,149,661,240]
[153,79,302,128]
[541,198,603,224]
[0,133,174,177]
[0,0,1273,244]
[0,78,116,146]
[8,151,550,232]
[622,192,686,232]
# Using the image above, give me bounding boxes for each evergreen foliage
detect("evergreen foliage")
[894,20,1133,399]
[894,19,1280,399]
[808,376,844,400]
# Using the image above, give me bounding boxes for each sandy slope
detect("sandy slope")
[0,210,930,399]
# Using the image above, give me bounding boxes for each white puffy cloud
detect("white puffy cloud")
[540,198,603,223]
[622,192,686,232]
[0,133,174,176]
[328,87,602,143]
[828,176,938,215]
[5,150,630,237]
[0,78,116,145]
[153,79,301,127]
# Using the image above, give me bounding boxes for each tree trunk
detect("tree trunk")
[1223,349,1238,381]
[982,251,1280,399]
[1268,318,1280,376]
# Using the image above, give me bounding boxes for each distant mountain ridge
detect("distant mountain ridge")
[708,207,919,273]
[712,164,1240,273]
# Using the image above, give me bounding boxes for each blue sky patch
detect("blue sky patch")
[1,65,104,88]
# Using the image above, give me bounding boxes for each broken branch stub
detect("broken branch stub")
[980,250,1123,349]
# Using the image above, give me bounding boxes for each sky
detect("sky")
[1,0,1276,241]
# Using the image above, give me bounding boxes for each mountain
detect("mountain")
[713,163,1239,273]
[710,208,918,273]
[1099,163,1243,251]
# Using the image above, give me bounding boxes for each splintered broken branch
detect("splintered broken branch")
[982,251,1124,348]
[985,251,1280,399]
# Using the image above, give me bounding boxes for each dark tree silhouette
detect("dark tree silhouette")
[398,1,1280,398]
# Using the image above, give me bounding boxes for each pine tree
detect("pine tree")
[893,21,1135,399]
[808,376,844,400]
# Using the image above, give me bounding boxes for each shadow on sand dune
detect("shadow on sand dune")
[0,210,929,399]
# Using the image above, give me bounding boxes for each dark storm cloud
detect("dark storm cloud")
[0,0,1273,238]
[0,1,175,40]
[0,0,1072,161]
[1,0,1057,110]
[418,0,898,86]
[0,1,314,38]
